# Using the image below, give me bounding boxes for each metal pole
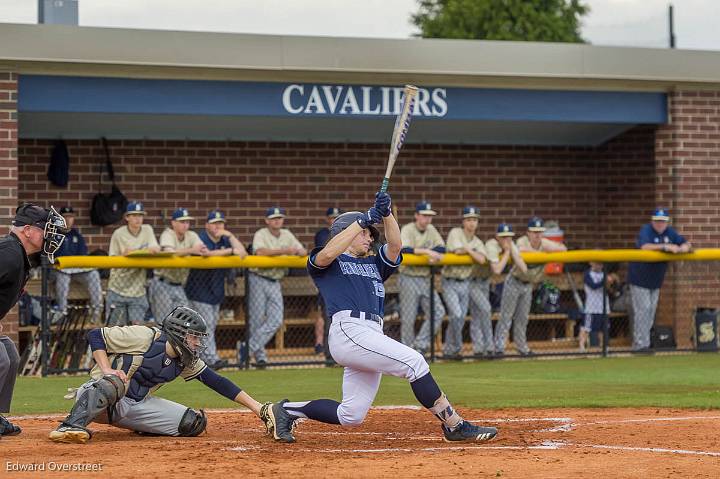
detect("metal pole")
[40,257,50,377]
[602,272,609,357]
[38,0,45,24]
[242,268,251,370]
[669,4,676,48]
[429,266,436,362]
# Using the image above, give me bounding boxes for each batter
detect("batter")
[264,192,498,443]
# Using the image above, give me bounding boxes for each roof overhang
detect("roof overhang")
[17,75,666,145]
[3,23,703,145]
[2,23,720,88]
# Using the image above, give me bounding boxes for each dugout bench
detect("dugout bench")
[20,271,630,364]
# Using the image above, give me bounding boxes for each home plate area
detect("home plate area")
[5,408,720,478]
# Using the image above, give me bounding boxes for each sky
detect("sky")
[0,0,718,51]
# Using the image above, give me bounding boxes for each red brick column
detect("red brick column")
[655,90,720,348]
[0,72,19,344]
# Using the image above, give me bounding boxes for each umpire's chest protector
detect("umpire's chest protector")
[124,335,184,401]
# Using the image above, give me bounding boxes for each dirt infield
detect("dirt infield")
[4,408,720,478]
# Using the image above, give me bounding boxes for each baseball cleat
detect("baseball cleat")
[442,421,497,442]
[264,399,297,443]
[0,415,21,436]
[49,425,91,444]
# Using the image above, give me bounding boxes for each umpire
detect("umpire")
[0,203,68,437]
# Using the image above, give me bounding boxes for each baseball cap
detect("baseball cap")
[462,206,480,219]
[415,201,437,216]
[207,210,226,223]
[171,208,194,221]
[651,207,670,221]
[326,207,342,218]
[527,216,545,232]
[59,206,75,216]
[266,207,286,219]
[126,201,146,215]
[12,203,52,228]
[496,223,515,237]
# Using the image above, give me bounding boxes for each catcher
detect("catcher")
[49,306,278,443]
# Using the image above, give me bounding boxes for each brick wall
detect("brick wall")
[655,91,720,347]
[1,72,18,344]
[17,127,656,253]
[597,127,657,247]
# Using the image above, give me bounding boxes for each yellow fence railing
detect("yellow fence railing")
[54,248,720,270]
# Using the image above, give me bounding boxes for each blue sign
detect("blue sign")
[18,75,667,124]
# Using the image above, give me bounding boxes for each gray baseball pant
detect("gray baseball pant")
[441,278,469,356]
[630,285,660,350]
[0,336,19,413]
[494,275,533,354]
[105,290,149,326]
[149,277,188,325]
[54,270,103,323]
[248,272,284,362]
[74,379,188,436]
[468,278,494,354]
[398,274,445,352]
[189,300,221,365]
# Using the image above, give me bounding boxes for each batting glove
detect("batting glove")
[374,192,392,217]
[357,207,383,229]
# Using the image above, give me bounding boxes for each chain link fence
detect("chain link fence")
[15,251,720,376]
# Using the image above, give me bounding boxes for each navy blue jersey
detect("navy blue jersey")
[308,244,402,318]
[185,231,232,304]
[628,224,687,289]
[56,228,88,257]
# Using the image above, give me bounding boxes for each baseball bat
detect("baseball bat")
[566,270,585,312]
[380,84,419,193]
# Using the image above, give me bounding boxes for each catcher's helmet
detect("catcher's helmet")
[162,306,209,367]
[330,211,380,242]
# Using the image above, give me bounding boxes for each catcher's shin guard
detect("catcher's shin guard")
[50,375,125,443]
[177,408,207,437]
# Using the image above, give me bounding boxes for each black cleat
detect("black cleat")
[0,415,21,437]
[442,421,497,442]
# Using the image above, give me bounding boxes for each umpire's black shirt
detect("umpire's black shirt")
[0,232,33,320]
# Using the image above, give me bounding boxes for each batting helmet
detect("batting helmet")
[330,211,380,242]
[162,306,209,367]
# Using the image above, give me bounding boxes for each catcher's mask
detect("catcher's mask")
[12,204,68,264]
[162,306,209,367]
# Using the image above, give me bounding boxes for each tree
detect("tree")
[412,0,589,43]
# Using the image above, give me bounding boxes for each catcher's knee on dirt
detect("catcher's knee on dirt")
[177,408,207,437]
[62,375,125,430]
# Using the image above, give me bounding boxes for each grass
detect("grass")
[10,353,720,415]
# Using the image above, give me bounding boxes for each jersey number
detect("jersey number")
[373,281,385,298]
